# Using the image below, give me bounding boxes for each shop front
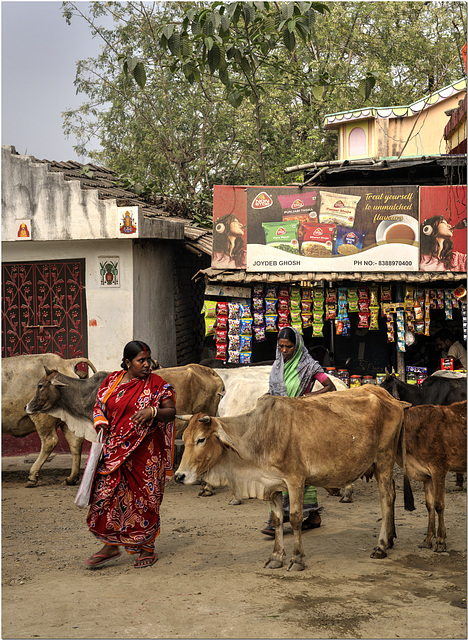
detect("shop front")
[198,182,466,385]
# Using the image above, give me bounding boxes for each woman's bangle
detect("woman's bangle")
[151,406,158,419]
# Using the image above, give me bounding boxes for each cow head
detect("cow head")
[25,369,68,414]
[174,413,240,485]
[380,374,400,399]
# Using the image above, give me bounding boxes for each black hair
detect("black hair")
[212,213,245,268]
[434,328,455,343]
[278,327,296,344]
[420,215,454,270]
[121,340,151,370]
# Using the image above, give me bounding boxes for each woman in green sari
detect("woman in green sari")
[261,326,336,536]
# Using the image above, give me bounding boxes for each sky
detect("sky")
[2,1,105,162]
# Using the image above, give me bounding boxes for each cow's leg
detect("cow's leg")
[370,465,396,559]
[433,473,447,552]
[339,483,354,503]
[60,424,84,486]
[264,492,285,570]
[26,415,59,487]
[286,484,306,572]
[420,476,436,549]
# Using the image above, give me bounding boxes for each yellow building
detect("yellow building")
[324,79,467,161]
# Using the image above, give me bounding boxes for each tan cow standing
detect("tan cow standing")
[175,385,412,572]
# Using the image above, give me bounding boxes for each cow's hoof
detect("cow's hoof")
[286,560,305,572]
[339,496,353,503]
[229,498,243,505]
[64,478,78,486]
[435,543,447,553]
[370,547,388,559]
[198,488,214,497]
[265,558,284,569]
[418,540,432,549]
[25,479,38,488]
[454,485,463,491]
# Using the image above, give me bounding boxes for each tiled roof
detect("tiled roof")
[28,154,213,256]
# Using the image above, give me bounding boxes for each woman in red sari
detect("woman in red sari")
[85,340,176,569]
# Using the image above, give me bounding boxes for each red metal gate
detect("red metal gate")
[2,259,87,358]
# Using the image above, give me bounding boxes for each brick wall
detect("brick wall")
[173,244,210,365]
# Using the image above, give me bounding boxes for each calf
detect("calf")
[25,368,108,438]
[400,401,467,552]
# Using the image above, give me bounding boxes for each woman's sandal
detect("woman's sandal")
[134,552,158,568]
[85,551,121,568]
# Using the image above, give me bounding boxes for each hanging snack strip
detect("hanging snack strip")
[336,287,350,336]
[215,301,229,360]
[396,308,406,352]
[301,287,313,329]
[227,302,253,364]
[290,286,303,334]
[202,300,218,337]
[252,284,267,343]
[369,286,380,330]
[265,284,278,333]
[278,285,291,333]
[312,286,325,337]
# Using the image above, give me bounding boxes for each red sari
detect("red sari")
[87,370,175,554]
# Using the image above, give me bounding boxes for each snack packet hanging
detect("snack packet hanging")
[202,300,217,317]
[204,316,216,336]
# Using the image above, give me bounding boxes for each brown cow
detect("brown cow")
[399,401,467,552]
[175,386,411,572]
[157,364,224,437]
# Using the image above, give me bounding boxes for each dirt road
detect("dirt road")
[2,456,466,639]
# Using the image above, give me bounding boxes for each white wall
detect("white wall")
[2,240,134,371]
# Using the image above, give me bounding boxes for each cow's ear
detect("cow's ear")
[400,400,412,409]
[51,377,67,387]
[215,424,242,458]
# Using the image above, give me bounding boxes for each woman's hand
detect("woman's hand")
[131,407,153,425]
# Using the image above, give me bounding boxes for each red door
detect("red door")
[2,259,87,358]
[2,259,88,455]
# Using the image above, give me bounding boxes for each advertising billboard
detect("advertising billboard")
[212,184,466,273]
[419,186,466,272]
[245,186,419,272]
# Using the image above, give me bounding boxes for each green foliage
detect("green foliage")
[62,0,466,220]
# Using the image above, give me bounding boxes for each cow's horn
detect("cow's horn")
[175,414,193,421]
[44,366,53,375]
[51,377,67,387]
[198,416,211,424]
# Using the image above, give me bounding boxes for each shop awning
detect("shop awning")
[194,268,466,285]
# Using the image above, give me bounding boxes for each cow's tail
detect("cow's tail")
[400,412,415,512]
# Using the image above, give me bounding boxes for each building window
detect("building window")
[348,126,367,156]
